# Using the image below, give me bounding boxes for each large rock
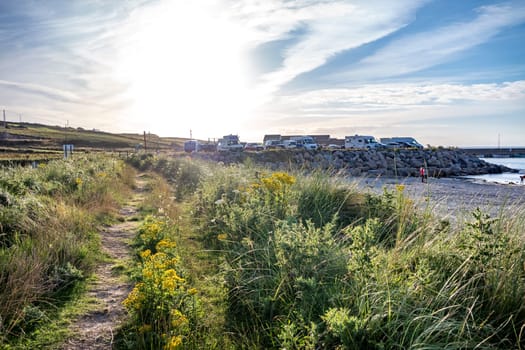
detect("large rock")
[188,149,514,178]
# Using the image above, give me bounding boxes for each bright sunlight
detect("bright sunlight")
[115,1,256,139]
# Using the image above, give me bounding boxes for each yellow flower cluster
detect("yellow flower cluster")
[170,309,189,328]
[123,216,198,349]
[164,335,183,350]
[122,282,146,311]
[140,218,163,243]
[75,177,83,189]
[156,239,177,251]
[258,172,296,194]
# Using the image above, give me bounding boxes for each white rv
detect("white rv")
[380,137,423,149]
[217,134,244,152]
[344,135,384,149]
[291,136,318,150]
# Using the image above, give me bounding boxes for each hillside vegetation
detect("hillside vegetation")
[0,154,136,347]
[118,153,525,349]
[1,152,523,349]
[0,122,186,162]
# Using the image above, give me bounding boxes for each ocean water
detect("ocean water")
[464,158,525,185]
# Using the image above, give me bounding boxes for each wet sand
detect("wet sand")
[350,175,525,221]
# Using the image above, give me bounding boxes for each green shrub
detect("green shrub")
[295,173,366,229]
[0,155,130,344]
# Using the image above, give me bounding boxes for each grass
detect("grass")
[0,122,188,158]
[0,154,136,348]
[2,152,523,349]
[124,153,525,349]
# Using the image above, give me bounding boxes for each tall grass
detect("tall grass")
[129,155,525,349]
[0,154,134,346]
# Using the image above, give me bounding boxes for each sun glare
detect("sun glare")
[115,1,255,139]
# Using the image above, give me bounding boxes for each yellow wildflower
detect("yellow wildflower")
[395,184,405,192]
[140,249,151,259]
[170,309,189,328]
[164,335,183,350]
[156,239,177,251]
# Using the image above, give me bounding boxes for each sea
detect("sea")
[464,158,525,185]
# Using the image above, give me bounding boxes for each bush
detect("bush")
[0,155,131,343]
[122,216,199,349]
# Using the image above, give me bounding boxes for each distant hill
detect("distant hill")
[0,122,188,161]
[0,121,189,148]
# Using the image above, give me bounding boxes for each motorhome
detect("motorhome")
[264,139,284,150]
[344,135,384,149]
[290,136,318,150]
[380,137,423,149]
[217,134,244,152]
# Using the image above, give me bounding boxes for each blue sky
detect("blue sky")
[0,0,524,147]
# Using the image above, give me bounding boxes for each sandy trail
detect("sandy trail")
[60,177,145,349]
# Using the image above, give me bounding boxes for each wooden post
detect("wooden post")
[143,131,147,151]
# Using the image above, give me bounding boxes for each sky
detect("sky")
[0,0,524,147]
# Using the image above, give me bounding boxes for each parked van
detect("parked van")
[291,136,318,150]
[282,139,297,149]
[183,140,199,153]
[217,134,244,152]
[380,137,423,149]
[344,135,384,149]
[264,139,284,150]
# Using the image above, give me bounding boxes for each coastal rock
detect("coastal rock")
[187,149,514,178]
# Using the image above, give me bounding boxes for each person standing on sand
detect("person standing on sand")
[420,166,427,183]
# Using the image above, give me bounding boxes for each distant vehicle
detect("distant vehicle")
[383,141,404,149]
[326,144,342,150]
[217,134,244,152]
[380,137,424,149]
[244,142,264,151]
[183,140,199,153]
[344,135,385,149]
[264,139,284,150]
[199,143,217,152]
[282,139,298,149]
[291,136,318,150]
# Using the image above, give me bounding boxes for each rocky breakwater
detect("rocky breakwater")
[190,149,512,177]
[310,149,512,177]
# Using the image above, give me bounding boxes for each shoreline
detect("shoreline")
[350,175,525,220]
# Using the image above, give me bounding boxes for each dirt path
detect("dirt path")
[60,177,146,349]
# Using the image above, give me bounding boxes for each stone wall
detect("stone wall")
[188,149,512,177]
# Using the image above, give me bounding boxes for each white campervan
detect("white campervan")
[291,136,318,150]
[344,135,384,149]
[217,134,244,152]
[282,140,297,149]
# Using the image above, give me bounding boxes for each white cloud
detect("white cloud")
[246,80,525,145]
[344,2,525,80]
[227,0,426,94]
[280,80,525,112]
[0,79,81,103]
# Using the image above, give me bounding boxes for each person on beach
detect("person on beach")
[420,166,427,183]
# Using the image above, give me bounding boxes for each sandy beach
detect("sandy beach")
[351,175,525,221]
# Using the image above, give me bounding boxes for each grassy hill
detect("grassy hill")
[0,122,187,161]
